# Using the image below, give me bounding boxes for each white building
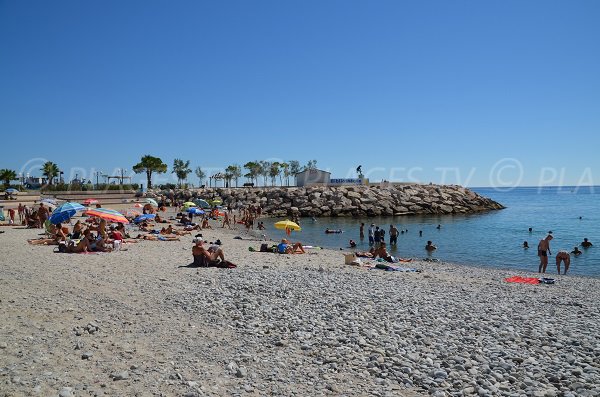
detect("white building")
[295,169,331,187]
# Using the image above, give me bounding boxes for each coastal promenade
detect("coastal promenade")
[1,217,598,396]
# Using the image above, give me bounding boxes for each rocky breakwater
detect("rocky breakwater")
[147,184,504,218]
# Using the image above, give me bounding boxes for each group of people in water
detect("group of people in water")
[353,223,437,252]
[529,230,593,275]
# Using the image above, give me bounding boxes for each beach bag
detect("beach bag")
[260,243,269,252]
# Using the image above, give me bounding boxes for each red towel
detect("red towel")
[504,276,540,284]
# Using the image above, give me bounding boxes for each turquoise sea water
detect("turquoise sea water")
[262,186,600,277]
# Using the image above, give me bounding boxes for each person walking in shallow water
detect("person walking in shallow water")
[538,234,553,273]
[556,250,570,275]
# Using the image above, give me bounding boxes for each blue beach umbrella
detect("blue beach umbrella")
[134,213,156,223]
[5,188,18,194]
[49,202,86,225]
[187,208,205,215]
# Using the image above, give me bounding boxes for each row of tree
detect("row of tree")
[132,155,318,189]
[1,157,319,190]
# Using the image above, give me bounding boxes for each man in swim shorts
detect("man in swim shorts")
[537,234,553,273]
[556,250,570,275]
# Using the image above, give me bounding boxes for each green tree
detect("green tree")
[269,162,281,186]
[195,166,206,187]
[258,160,270,187]
[172,158,192,187]
[288,160,301,186]
[0,169,17,187]
[244,161,261,186]
[41,161,60,185]
[225,164,242,188]
[132,155,167,189]
[280,162,290,186]
[305,159,318,171]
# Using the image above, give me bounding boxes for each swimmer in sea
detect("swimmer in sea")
[581,238,593,248]
[571,246,582,256]
[349,239,357,248]
[523,241,529,249]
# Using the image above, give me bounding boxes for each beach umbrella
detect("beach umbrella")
[133,203,143,208]
[274,219,301,232]
[41,198,58,206]
[83,198,98,205]
[49,202,86,225]
[84,208,129,224]
[210,198,223,206]
[134,213,156,223]
[187,207,205,215]
[145,198,159,207]
[183,201,197,208]
[5,188,18,194]
[193,199,211,208]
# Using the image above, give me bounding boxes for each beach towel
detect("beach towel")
[504,276,541,284]
[373,263,419,272]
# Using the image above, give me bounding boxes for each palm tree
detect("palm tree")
[41,162,60,185]
[195,167,206,187]
[172,159,192,187]
[132,155,167,189]
[0,169,17,187]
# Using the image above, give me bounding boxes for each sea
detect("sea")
[261,186,600,277]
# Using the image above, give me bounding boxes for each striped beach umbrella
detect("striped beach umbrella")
[85,208,129,224]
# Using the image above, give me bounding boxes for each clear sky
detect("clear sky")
[1,0,599,187]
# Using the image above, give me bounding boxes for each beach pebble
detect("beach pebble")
[111,371,129,381]
[58,387,73,397]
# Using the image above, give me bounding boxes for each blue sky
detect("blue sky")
[1,0,599,187]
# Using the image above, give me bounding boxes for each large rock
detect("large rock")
[159,184,504,218]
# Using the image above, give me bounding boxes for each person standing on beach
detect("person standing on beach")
[37,203,50,227]
[17,203,24,224]
[537,234,553,273]
[359,223,365,240]
[7,208,15,225]
[222,211,231,229]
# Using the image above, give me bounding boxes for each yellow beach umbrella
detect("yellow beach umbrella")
[274,219,301,232]
[183,202,197,208]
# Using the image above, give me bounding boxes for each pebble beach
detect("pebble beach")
[1,222,599,397]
